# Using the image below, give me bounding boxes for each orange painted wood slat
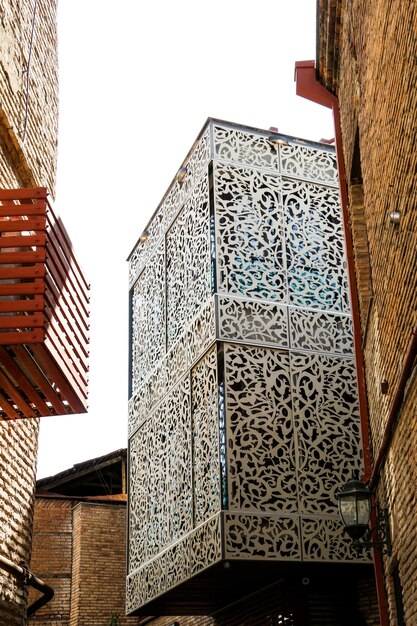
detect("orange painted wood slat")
[45,274,90,340]
[44,325,89,390]
[44,284,90,359]
[13,344,68,414]
[45,281,90,351]
[44,298,90,366]
[46,203,90,293]
[0,390,21,419]
[0,249,46,264]
[0,233,47,248]
[0,369,36,417]
[0,283,44,296]
[46,236,89,315]
[0,329,44,344]
[0,217,46,232]
[0,313,44,329]
[0,265,45,279]
[0,188,47,201]
[44,322,89,389]
[32,343,87,413]
[0,200,46,216]
[46,220,90,299]
[0,346,52,416]
[0,297,44,313]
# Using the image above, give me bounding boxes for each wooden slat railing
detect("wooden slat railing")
[0,188,90,418]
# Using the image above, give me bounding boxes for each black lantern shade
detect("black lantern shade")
[337,479,372,539]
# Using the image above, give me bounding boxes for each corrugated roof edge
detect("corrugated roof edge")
[36,448,126,488]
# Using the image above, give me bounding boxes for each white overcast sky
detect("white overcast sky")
[36,0,334,478]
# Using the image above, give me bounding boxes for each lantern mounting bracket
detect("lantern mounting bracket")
[337,478,392,556]
[352,507,392,556]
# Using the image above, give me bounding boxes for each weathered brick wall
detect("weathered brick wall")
[0,419,39,626]
[29,499,214,626]
[334,1,417,623]
[70,502,142,626]
[28,498,73,625]
[0,0,58,623]
[0,0,59,196]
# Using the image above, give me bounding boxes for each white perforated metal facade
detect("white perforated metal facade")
[127,119,368,614]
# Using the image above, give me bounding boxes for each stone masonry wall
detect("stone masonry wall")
[335,1,417,624]
[0,0,58,623]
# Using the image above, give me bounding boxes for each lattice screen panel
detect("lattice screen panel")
[127,119,368,615]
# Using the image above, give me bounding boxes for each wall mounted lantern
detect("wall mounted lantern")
[337,479,392,555]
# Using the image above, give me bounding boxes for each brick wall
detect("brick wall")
[0,0,58,623]
[327,0,417,623]
[28,498,73,625]
[70,503,133,625]
[0,0,59,196]
[29,499,215,626]
[0,419,39,625]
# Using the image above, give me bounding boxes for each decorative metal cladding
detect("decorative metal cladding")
[128,359,168,437]
[129,206,165,289]
[126,570,146,614]
[166,335,188,391]
[301,517,371,563]
[166,209,187,349]
[128,128,211,288]
[186,175,211,321]
[187,297,216,366]
[160,183,182,235]
[130,278,147,394]
[164,538,191,592]
[289,308,353,354]
[140,556,166,606]
[147,404,168,558]
[213,124,279,170]
[291,352,362,515]
[129,375,192,574]
[128,120,367,614]
[280,143,338,187]
[129,427,149,571]
[214,162,285,301]
[190,514,223,576]
[218,295,289,347]
[180,127,211,200]
[224,343,298,513]
[283,177,349,312]
[192,346,221,526]
[130,244,165,395]
[166,175,212,350]
[166,376,193,542]
[224,513,301,560]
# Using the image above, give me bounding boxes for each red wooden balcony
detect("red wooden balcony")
[0,188,89,419]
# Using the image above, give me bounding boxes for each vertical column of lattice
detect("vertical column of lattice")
[127,126,220,613]
[211,124,365,563]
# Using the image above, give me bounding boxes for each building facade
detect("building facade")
[127,119,377,623]
[296,2,417,625]
[0,1,89,623]
[29,450,142,626]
